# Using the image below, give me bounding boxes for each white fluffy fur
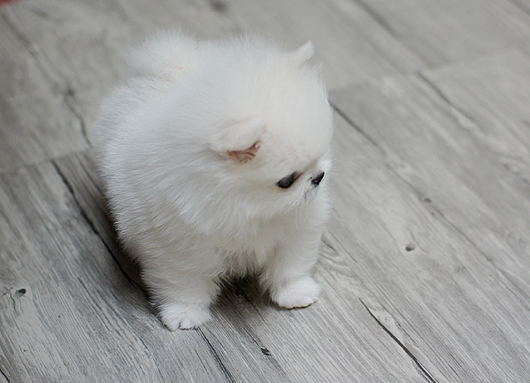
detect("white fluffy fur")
[93,32,334,330]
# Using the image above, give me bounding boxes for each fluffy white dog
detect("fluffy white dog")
[94,32,334,330]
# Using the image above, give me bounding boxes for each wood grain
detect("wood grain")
[0,163,234,382]
[0,11,88,173]
[331,69,530,287]
[0,0,427,163]
[52,150,430,382]
[423,49,530,185]
[329,76,530,382]
[2,0,530,381]
[210,0,425,89]
[0,0,425,173]
[51,155,295,382]
[351,0,530,65]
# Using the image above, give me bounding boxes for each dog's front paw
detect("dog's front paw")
[271,276,321,309]
[158,303,211,331]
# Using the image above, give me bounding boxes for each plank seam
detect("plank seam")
[354,123,530,307]
[331,105,382,150]
[62,87,89,144]
[197,328,237,383]
[417,73,530,187]
[359,299,438,383]
[415,73,479,132]
[0,367,10,383]
[351,0,398,38]
[335,100,528,293]
[321,237,338,254]
[320,240,446,382]
[333,85,530,265]
[334,96,530,371]
[49,158,289,381]
[506,0,530,17]
[0,148,89,177]
[0,10,89,144]
[50,160,138,289]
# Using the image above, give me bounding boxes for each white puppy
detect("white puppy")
[94,32,334,330]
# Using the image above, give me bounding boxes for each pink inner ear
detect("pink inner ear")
[226,140,260,163]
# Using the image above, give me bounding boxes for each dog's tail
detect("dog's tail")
[127,31,199,81]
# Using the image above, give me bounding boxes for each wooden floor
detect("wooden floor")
[1,0,530,382]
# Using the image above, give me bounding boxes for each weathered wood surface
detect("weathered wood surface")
[0,10,88,173]
[2,0,530,382]
[0,0,424,173]
[351,0,530,65]
[0,163,230,382]
[329,71,530,381]
[52,151,428,382]
[423,49,530,185]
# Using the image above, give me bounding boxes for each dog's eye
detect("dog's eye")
[277,172,299,189]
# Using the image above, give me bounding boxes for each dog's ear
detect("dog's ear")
[211,116,264,163]
[292,41,314,66]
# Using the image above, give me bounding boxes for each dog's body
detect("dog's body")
[94,33,334,330]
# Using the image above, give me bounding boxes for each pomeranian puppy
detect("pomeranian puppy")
[94,32,334,330]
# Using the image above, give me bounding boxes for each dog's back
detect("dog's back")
[126,31,200,81]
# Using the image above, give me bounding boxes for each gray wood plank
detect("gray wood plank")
[509,0,530,14]
[0,0,425,174]
[329,77,530,381]
[53,152,140,286]
[0,163,232,383]
[3,0,530,381]
[331,72,530,287]
[0,0,237,173]
[210,0,425,89]
[11,0,425,90]
[0,0,237,138]
[350,0,530,65]
[44,156,294,382]
[423,48,530,185]
[55,151,431,382]
[0,11,88,173]
[236,242,442,383]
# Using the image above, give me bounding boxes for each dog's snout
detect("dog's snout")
[311,171,325,186]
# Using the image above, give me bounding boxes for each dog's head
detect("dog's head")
[171,39,334,235]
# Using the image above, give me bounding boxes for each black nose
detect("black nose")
[311,171,325,186]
